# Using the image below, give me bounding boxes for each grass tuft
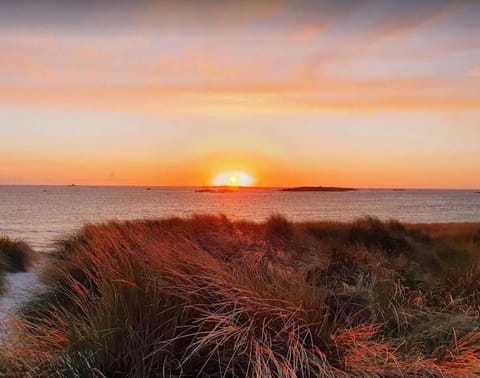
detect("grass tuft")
[266,213,294,239]
[0,236,33,295]
[0,236,33,273]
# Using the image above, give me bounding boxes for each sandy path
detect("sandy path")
[0,262,46,322]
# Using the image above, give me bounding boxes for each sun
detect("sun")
[211,171,255,187]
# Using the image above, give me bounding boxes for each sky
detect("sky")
[0,0,479,188]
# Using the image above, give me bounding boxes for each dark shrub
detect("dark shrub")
[347,217,412,255]
[266,213,294,239]
[0,237,33,272]
[473,230,480,246]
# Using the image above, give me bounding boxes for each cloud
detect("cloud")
[470,67,480,79]
[1,74,479,114]
[0,0,288,32]
[0,0,479,113]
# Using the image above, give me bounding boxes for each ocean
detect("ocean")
[1,186,480,251]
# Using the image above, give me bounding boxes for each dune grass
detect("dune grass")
[0,237,33,295]
[0,237,32,273]
[1,215,480,377]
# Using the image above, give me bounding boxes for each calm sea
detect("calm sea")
[1,186,480,251]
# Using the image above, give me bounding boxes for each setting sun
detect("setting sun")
[211,171,255,187]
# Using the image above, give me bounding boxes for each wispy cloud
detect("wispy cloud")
[0,0,479,114]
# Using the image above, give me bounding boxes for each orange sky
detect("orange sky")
[0,1,479,188]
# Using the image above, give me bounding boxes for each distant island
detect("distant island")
[196,188,236,193]
[281,186,357,192]
[196,186,264,193]
[196,186,245,193]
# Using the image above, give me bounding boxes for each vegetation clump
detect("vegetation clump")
[0,237,32,273]
[1,215,480,377]
[0,236,33,295]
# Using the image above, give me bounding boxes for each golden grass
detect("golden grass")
[1,215,480,377]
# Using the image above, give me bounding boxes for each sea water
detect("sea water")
[1,186,479,251]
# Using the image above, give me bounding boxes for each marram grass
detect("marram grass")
[1,215,480,377]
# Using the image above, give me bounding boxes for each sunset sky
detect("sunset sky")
[1,0,479,188]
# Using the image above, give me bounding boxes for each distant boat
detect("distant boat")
[393,189,406,191]
[68,184,76,187]
[146,187,152,190]
[280,186,357,192]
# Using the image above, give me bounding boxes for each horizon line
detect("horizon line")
[0,184,479,191]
